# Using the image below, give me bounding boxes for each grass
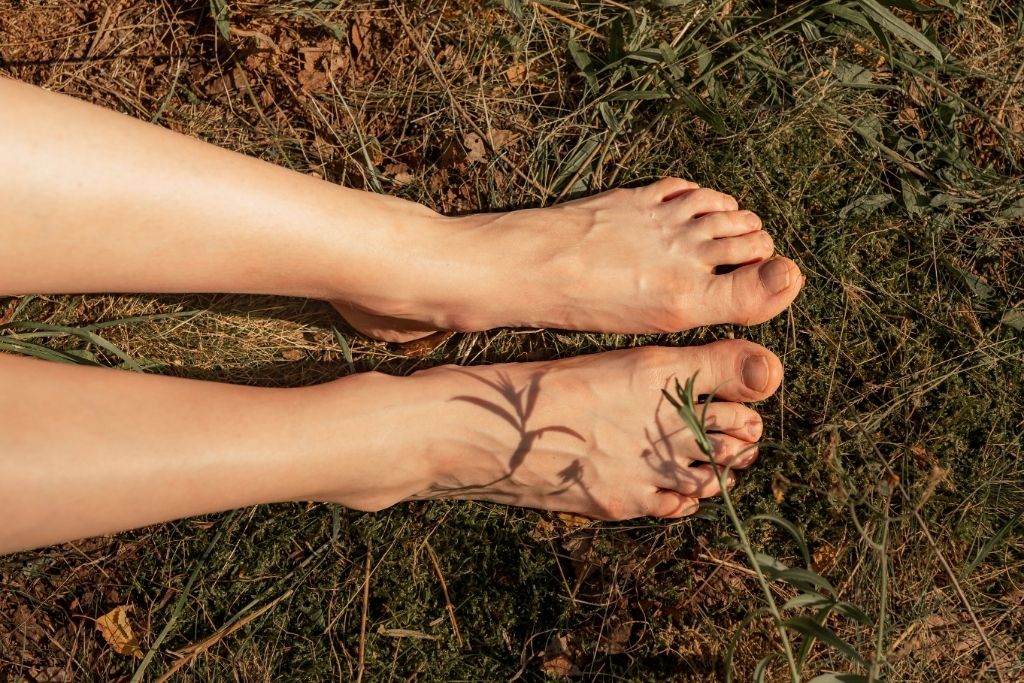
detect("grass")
[1,0,1022,680]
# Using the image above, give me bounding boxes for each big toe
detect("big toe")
[692,339,784,402]
[708,256,803,326]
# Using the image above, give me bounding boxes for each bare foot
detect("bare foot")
[329,339,780,520]
[333,178,802,343]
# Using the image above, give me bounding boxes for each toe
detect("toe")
[701,402,763,441]
[647,176,700,202]
[676,466,733,498]
[701,230,774,267]
[668,187,739,218]
[648,490,699,518]
[694,210,762,238]
[707,256,803,326]
[693,435,759,469]
[687,339,784,402]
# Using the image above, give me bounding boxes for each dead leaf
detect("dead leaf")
[555,512,593,529]
[771,473,788,503]
[464,132,486,164]
[910,444,935,467]
[812,543,839,572]
[540,634,581,677]
[95,605,144,659]
[598,621,632,655]
[489,128,517,151]
[396,330,454,358]
[529,516,556,542]
[504,63,528,86]
[384,161,415,185]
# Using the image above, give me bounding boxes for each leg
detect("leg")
[0,340,780,553]
[0,78,801,341]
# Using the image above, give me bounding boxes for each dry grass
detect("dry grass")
[1,1,1022,681]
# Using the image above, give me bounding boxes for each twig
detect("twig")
[425,541,464,647]
[357,542,371,683]
[533,3,607,42]
[154,590,292,683]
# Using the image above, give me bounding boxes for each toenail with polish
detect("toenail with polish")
[759,258,792,294]
[742,355,770,392]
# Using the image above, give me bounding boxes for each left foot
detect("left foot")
[320,340,780,520]
[332,178,803,342]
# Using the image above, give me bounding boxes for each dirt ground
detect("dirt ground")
[1,1,1022,681]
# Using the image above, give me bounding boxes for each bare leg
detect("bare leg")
[0,78,802,341]
[0,340,779,553]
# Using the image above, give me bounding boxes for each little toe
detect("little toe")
[694,210,762,238]
[649,490,700,518]
[707,256,803,326]
[701,230,774,268]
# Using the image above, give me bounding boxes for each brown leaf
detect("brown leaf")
[384,162,415,185]
[95,605,144,659]
[504,63,528,86]
[490,128,518,151]
[910,444,935,467]
[555,512,593,529]
[812,543,839,572]
[540,634,581,678]
[396,330,454,358]
[464,132,486,164]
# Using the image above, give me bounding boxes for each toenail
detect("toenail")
[759,258,792,294]
[742,355,771,393]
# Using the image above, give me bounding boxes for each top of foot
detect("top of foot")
[336,178,803,342]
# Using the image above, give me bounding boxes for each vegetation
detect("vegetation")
[1,1,1021,680]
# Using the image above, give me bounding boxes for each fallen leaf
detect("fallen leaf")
[95,605,144,659]
[812,543,839,572]
[504,63,528,85]
[910,444,936,467]
[396,330,454,358]
[464,132,486,163]
[540,634,581,677]
[555,512,593,529]
[384,161,415,185]
[489,128,518,151]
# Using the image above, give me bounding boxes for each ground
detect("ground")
[0,1,1022,681]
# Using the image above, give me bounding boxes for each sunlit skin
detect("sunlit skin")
[0,78,800,553]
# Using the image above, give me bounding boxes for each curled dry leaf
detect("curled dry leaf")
[95,605,144,659]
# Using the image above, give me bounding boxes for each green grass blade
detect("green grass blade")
[962,510,1023,578]
[749,514,813,568]
[785,615,869,667]
[857,0,943,61]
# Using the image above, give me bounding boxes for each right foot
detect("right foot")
[324,339,782,520]
[333,178,803,342]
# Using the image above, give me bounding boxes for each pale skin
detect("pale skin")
[0,77,802,554]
